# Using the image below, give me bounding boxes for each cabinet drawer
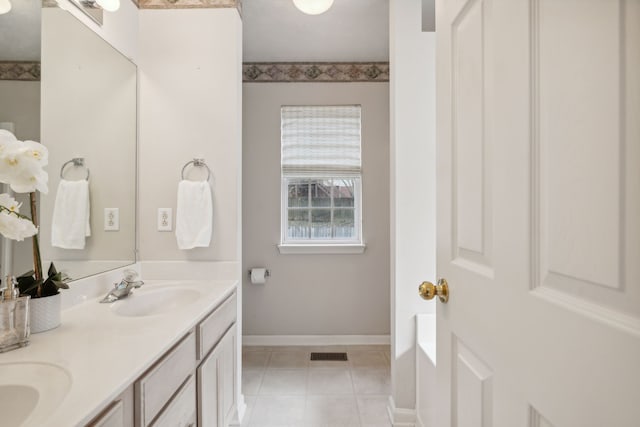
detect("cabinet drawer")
[136,331,196,426]
[197,292,236,360]
[151,375,196,427]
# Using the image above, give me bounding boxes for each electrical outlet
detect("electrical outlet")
[104,208,119,231]
[157,208,172,231]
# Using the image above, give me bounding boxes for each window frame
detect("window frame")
[280,175,363,247]
[278,104,366,254]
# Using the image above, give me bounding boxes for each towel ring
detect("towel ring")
[181,158,211,181]
[60,158,90,181]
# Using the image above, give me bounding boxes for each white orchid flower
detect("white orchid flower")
[22,139,49,167]
[0,131,46,241]
[11,168,49,194]
[0,129,18,183]
[0,193,21,212]
[0,192,37,241]
[0,129,17,144]
[0,141,21,181]
[0,213,38,241]
[0,137,49,194]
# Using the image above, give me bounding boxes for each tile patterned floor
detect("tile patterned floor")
[241,345,392,427]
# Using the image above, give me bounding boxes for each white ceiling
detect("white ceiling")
[242,0,389,62]
[0,0,41,61]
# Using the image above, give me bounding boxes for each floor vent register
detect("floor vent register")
[310,352,348,361]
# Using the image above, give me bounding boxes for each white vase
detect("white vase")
[29,292,61,334]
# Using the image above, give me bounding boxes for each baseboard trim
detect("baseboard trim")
[387,395,417,427]
[242,335,390,346]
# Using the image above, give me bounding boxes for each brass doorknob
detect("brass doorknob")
[418,278,449,303]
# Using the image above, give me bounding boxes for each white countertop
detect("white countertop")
[0,279,238,427]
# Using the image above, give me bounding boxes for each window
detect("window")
[280,105,364,252]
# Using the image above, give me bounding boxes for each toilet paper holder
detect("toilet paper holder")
[247,268,271,278]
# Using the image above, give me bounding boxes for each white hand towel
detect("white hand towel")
[51,179,91,249]
[175,180,213,250]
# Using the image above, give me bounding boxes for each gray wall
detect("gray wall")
[243,82,390,336]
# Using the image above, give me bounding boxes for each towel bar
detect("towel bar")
[60,158,90,181]
[181,158,211,181]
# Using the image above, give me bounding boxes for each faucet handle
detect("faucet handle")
[122,269,139,282]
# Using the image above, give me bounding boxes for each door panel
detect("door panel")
[453,338,493,427]
[533,0,640,319]
[436,0,640,426]
[452,0,494,275]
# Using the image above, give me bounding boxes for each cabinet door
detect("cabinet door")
[197,325,236,427]
[220,326,237,427]
[197,340,220,427]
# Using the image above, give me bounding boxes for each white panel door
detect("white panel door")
[435,0,640,426]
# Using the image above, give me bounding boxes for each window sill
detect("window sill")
[277,243,367,255]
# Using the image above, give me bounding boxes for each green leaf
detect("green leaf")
[41,281,59,297]
[17,277,44,297]
[17,270,35,280]
[52,279,69,290]
[48,262,58,278]
[15,262,69,299]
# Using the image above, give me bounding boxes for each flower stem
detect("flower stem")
[29,192,43,288]
[0,205,32,220]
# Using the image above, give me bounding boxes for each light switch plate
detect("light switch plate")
[104,208,119,231]
[157,208,172,231]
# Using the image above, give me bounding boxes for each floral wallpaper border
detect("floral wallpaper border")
[42,0,237,9]
[138,0,240,10]
[0,62,41,81]
[243,62,390,83]
[43,0,139,6]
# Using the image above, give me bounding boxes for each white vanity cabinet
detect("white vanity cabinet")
[87,290,238,427]
[130,291,237,427]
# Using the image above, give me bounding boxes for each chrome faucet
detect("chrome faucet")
[100,270,144,303]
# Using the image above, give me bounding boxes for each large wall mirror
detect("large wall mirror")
[0,1,137,282]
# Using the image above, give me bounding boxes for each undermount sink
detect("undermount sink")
[0,362,72,427]
[111,287,202,317]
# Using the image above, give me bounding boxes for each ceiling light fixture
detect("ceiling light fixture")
[292,0,334,15]
[95,0,120,12]
[0,0,12,15]
[70,0,120,26]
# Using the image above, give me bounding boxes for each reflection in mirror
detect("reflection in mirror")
[39,6,137,281]
[0,0,42,279]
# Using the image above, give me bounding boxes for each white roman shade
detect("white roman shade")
[281,105,362,176]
